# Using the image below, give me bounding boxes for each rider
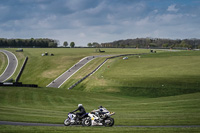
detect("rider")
[71,104,86,120]
[98,106,108,113]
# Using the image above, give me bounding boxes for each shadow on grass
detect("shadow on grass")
[75,83,200,98]
[115,86,200,98]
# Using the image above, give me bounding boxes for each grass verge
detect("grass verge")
[0,87,199,126]
[1,125,200,133]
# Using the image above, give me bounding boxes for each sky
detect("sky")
[0,0,200,46]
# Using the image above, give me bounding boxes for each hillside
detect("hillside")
[1,48,200,96]
[68,50,200,97]
[16,48,149,87]
[0,48,200,132]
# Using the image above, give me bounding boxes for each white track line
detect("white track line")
[90,59,108,76]
[57,57,95,88]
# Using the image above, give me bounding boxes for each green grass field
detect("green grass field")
[1,86,199,125]
[75,50,200,97]
[0,87,199,132]
[0,48,200,132]
[1,125,200,133]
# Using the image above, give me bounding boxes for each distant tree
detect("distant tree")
[70,42,75,48]
[87,43,92,47]
[92,42,100,47]
[63,41,68,47]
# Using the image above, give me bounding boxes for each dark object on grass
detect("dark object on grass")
[16,49,23,52]
[99,49,105,53]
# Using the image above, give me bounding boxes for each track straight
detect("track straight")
[46,55,112,88]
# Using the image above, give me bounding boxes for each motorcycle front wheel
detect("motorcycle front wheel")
[64,119,71,126]
[103,118,114,127]
[82,118,91,126]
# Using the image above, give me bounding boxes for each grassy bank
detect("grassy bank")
[75,50,200,97]
[1,125,200,133]
[0,87,199,126]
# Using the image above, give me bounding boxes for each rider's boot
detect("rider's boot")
[75,115,80,124]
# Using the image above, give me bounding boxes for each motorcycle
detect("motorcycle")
[82,108,115,127]
[64,112,88,126]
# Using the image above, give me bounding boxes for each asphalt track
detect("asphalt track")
[47,55,112,88]
[0,50,18,82]
[0,121,200,128]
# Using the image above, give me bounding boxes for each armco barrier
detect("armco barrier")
[16,56,28,82]
[0,82,38,87]
[68,53,147,89]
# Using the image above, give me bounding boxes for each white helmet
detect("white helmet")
[78,104,82,107]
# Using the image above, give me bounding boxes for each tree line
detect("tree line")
[0,38,58,48]
[88,38,200,49]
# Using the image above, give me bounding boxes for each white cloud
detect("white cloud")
[135,17,150,26]
[156,13,183,23]
[85,1,106,15]
[167,4,179,12]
